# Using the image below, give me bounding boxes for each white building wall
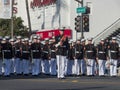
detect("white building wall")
[15,0,28,27]
[61,0,120,40]
[15,0,120,40]
[69,0,120,40]
[69,0,78,40]
[84,0,120,39]
[60,0,70,28]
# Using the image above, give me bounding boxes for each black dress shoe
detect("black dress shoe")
[112,76,117,77]
[24,74,29,76]
[99,75,105,77]
[87,75,95,77]
[17,74,22,76]
[32,75,38,77]
[58,77,65,80]
[4,75,10,77]
[82,74,86,76]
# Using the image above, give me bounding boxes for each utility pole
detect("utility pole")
[59,0,61,28]
[11,0,14,38]
[26,0,32,38]
[75,0,84,39]
[42,5,45,29]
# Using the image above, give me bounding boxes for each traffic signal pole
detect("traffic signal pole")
[75,0,84,39]
[81,0,84,39]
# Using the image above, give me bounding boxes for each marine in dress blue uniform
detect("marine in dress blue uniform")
[2,37,13,76]
[96,39,107,76]
[14,36,23,75]
[84,38,96,76]
[55,29,69,79]
[49,37,57,75]
[108,37,119,76]
[31,36,41,76]
[21,38,30,75]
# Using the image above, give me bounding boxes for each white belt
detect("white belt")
[43,51,48,53]
[98,51,105,53]
[32,50,39,52]
[76,51,82,53]
[86,51,93,53]
[111,51,117,53]
[3,50,10,52]
[76,51,79,53]
[23,51,29,53]
[51,50,55,52]
[61,46,66,48]
[16,50,20,52]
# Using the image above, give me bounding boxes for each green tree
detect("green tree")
[0,16,29,37]
[0,19,11,36]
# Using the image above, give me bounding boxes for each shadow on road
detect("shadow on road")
[27,86,106,90]
[0,74,119,81]
[0,74,57,80]
[60,87,105,90]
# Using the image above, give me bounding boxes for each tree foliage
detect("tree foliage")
[0,16,29,37]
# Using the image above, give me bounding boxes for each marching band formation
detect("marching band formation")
[0,30,119,79]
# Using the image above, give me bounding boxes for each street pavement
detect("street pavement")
[0,75,120,90]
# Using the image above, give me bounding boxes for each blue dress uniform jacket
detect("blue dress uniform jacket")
[31,43,41,59]
[15,42,23,58]
[2,42,13,59]
[75,44,84,59]
[50,43,56,59]
[0,43,2,59]
[55,35,69,56]
[42,44,50,60]
[67,46,75,60]
[97,43,107,60]
[85,44,96,59]
[21,44,30,60]
[109,42,119,59]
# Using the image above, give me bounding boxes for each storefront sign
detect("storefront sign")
[30,0,57,9]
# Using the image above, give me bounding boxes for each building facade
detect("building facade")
[15,0,120,40]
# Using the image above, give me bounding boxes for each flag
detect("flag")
[0,0,12,19]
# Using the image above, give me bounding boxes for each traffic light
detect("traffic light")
[84,7,90,14]
[75,15,81,32]
[82,14,89,32]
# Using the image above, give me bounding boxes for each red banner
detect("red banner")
[36,29,72,40]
